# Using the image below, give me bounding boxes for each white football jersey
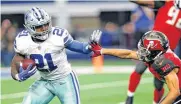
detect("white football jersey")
[14,27,73,80]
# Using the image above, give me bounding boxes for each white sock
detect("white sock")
[127,90,134,97]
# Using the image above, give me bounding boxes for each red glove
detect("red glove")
[90,42,102,57]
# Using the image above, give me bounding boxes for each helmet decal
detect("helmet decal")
[143,39,164,51]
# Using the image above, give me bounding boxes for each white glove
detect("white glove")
[174,0,181,9]
[89,30,102,43]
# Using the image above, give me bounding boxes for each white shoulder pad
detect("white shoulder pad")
[14,30,30,55]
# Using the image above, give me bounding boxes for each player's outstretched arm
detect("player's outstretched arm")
[102,48,138,60]
[90,42,138,60]
[160,69,180,104]
[65,30,102,54]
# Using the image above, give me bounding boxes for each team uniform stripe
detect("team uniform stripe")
[35,8,41,19]
[72,71,80,92]
[70,71,80,104]
[14,40,17,49]
[32,8,38,17]
[32,7,41,21]
[36,7,44,19]
[64,35,73,46]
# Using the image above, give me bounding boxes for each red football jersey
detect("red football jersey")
[153,1,181,50]
[147,49,181,89]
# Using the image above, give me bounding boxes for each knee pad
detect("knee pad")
[135,61,147,74]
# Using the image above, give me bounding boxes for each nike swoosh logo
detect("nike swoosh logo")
[159,59,164,65]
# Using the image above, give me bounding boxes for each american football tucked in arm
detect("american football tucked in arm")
[20,59,36,70]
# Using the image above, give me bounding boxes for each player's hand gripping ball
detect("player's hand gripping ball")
[20,59,36,70]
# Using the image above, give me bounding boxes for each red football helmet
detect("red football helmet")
[137,31,169,62]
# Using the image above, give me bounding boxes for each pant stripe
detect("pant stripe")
[72,71,80,92]
[70,72,80,104]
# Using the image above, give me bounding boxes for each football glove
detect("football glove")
[89,30,102,43]
[15,64,37,82]
[90,42,102,57]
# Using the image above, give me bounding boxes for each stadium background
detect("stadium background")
[1,0,168,104]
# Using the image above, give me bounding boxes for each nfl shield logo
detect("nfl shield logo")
[38,46,41,50]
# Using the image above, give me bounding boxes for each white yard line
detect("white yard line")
[81,77,152,90]
[1,92,27,100]
[119,102,125,104]
[1,77,152,100]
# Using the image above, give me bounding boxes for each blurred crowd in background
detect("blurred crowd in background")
[1,19,17,67]
[1,1,180,67]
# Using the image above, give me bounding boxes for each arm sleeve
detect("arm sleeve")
[152,57,180,76]
[66,40,91,54]
[63,30,91,54]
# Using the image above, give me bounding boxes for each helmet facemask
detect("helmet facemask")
[31,22,51,40]
[137,45,163,62]
[137,40,153,62]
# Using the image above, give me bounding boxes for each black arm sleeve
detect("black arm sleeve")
[154,1,165,9]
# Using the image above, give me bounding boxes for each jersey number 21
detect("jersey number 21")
[30,53,57,72]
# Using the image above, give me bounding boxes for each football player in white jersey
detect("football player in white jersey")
[11,7,102,104]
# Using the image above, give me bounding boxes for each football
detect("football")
[20,59,36,70]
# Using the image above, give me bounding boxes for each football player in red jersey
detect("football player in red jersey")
[123,1,181,104]
[90,31,181,104]
[153,1,181,49]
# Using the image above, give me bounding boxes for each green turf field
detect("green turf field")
[69,59,135,66]
[1,73,167,104]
